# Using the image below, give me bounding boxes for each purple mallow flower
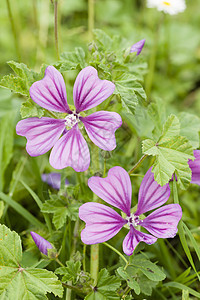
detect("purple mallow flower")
[30,231,53,255]
[188,150,200,186]
[130,39,145,55]
[16,66,122,172]
[42,172,68,190]
[79,167,182,256]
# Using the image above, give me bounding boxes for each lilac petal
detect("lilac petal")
[140,204,182,238]
[135,167,171,216]
[16,117,66,156]
[188,150,200,185]
[30,231,53,256]
[88,166,132,216]
[123,226,157,256]
[41,173,69,190]
[30,66,71,113]
[81,111,122,151]
[79,202,126,244]
[130,39,145,55]
[73,66,115,113]
[49,124,90,172]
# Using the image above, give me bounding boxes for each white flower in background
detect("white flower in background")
[146,0,186,15]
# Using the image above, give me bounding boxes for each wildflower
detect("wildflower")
[187,150,200,185]
[146,0,186,15]
[16,66,122,172]
[30,231,53,255]
[41,172,68,190]
[130,39,145,55]
[79,167,182,256]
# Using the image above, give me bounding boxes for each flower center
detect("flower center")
[126,214,140,227]
[163,1,171,5]
[65,113,80,129]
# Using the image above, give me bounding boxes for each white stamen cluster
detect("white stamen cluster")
[146,0,186,15]
[65,113,80,129]
[126,214,141,228]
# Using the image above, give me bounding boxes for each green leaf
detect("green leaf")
[20,99,44,118]
[142,114,194,189]
[85,269,121,300]
[114,72,141,114]
[179,112,200,148]
[129,257,166,282]
[59,47,86,71]
[137,274,158,296]
[117,267,140,295]
[0,75,27,95]
[41,196,80,230]
[93,29,113,50]
[56,261,81,284]
[0,224,63,299]
[148,98,166,140]
[0,112,14,191]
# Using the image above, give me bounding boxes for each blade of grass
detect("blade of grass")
[20,180,52,233]
[0,191,44,228]
[164,282,200,298]
[183,222,200,263]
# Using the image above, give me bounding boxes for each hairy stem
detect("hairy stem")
[88,0,94,40]
[6,0,21,61]
[128,155,147,175]
[54,0,60,59]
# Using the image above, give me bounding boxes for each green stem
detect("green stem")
[128,155,147,175]
[103,159,106,177]
[6,0,21,61]
[83,244,86,272]
[103,242,128,268]
[145,15,163,100]
[54,0,60,60]
[56,258,64,267]
[62,282,86,295]
[90,244,99,284]
[88,0,94,40]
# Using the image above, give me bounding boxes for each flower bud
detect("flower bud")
[30,231,53,256]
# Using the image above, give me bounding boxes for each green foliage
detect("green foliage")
[85,269,121,300]
[56,261,81,283]
[58,47,86,71]
[143,114,194,189]
[0,224,63,299]
[20,99,44,118]
[41,194,80,230]
[117,267,140,295]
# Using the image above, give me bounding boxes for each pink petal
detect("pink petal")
[49,124,90,172]
[135,167,171,216]
[81,111,122,151]
[16,117,66,156]
[88,166,132,216]
[123,226,157,256]
[140,204,182,238]
[73,66,115,113]
[79,202,126,244]
[29,66,71,113]
[188,150,200,185]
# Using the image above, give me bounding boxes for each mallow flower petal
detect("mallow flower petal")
[41,173,69,190]
[88,166,132,216]
[123,226,157,256]
[49,124,90,172]
[30,231,53,256]
[16,117,66,156]
[140,204,182,238]
[29,66,71,113]
[135,167,170,216]
[188,150,200,185]
[81,111,122,151]
[73,66,115,113]
[79,202,126,244]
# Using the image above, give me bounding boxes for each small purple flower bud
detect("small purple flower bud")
[130,39,145,55]
[41,173,69,190]
[30,231,53,256]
